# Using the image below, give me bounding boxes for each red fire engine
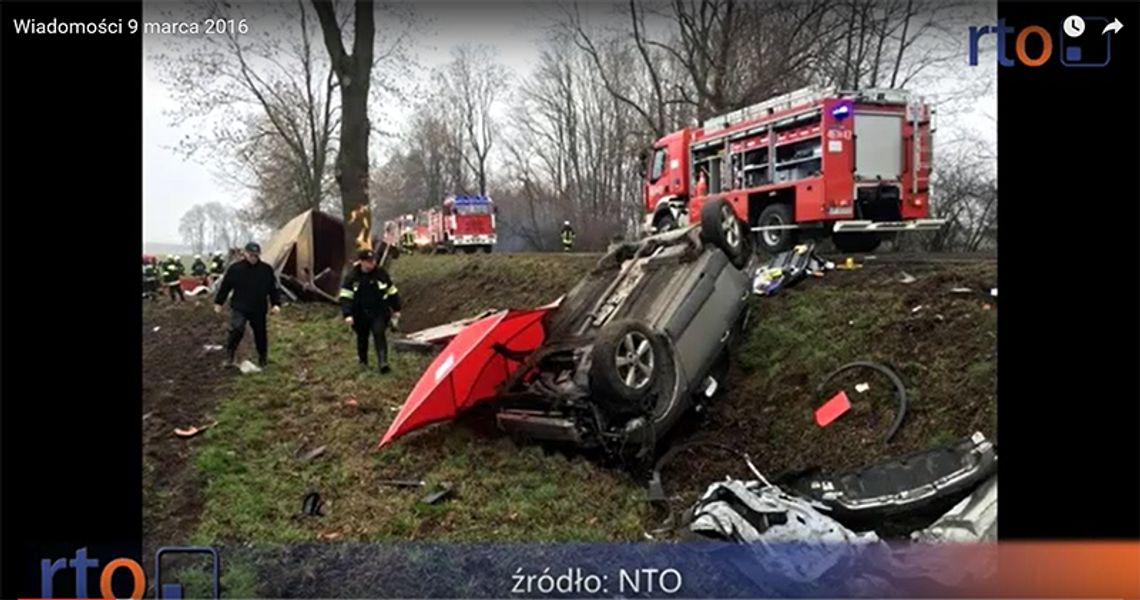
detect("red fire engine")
[441,195,496,253]
[385,195,498,255]
[642,87,945,253]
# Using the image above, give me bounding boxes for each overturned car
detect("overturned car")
[494,199,753,459]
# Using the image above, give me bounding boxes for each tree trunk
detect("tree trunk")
[312,0,375,263]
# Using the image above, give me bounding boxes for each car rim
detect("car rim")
[615,331,654,390]
[762,214,784,247]
[720,206,740,249]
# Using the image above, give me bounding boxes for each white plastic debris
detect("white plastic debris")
[990,288,997,298]
[911,305,924,313]
[855,383,870,394]
[950,287,973,294]
[203,344,224,352]
[899,272,916,284]
[238,360,262,374]
[152,326,161,332]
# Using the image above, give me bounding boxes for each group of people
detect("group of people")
[197,242,401,375]
[143,252,227,302]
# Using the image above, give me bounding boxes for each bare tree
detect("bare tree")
[436,45,509,197]
[179,205,208,254]
[154,0,339,218]
[312,0,375,257]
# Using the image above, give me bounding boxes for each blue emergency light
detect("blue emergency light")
[453,195,490,204]
[831,102,852,120]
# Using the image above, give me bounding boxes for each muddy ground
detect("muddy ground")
[142,296,258,552]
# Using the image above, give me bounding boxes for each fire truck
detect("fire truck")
[642,87,944,253]
[385,195,498,256]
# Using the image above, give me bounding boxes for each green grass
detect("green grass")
[190,300,646,545]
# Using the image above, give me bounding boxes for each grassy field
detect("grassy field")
[144,252,997,564]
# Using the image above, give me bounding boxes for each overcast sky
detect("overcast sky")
[143,2,995,245]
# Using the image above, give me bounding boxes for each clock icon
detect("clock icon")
[1064,15,1086,37]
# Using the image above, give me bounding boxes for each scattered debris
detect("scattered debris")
[202,344,224,352]
[752,243,831,296]
[420,483,455,505]
[837,257,863,270]
[317,530,342,540]
[379,479,426,488]
[152,326,161,332]
[950,287,973,294]
[912,475,997,543]
[395,309,501,354]
[815,391,852,427]
[238,360,262,374]
[786,432,997,529]
[981,303,992,311]
[173,420,218,438]
[143,411,154,422]
[344,397,359,409]
[854,382,871,394]
[302,492,325,517]
[990,288,997,298]
[815,361,907,443]
[899,272,916,284]
[689,479,879,582]
[297,445,327,462]
[911,305,924,314]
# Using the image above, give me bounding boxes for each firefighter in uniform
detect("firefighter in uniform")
[191,254,209,285]
[209,251,226,280]
[142,256,159,300]
[561,221,576,252]
[401,223,416,255]
[162,254,185,302]
[339,249,402,374]
[214,242,282,368]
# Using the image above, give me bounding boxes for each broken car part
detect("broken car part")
[302,492,324,517]
[786,431,997,531]
[815,361,907,443]
[912,475,997,543]
[378,479,426,488]
[420,483,454,505]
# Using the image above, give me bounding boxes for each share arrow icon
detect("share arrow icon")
[1102,18,1123,35]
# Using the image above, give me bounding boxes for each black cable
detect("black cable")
[815,361,908,443]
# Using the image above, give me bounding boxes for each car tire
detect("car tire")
[655,211,676,233]
[590,320,663,417]
[755,203,797,254]
[833,232,881,253]
[699,198,747,268]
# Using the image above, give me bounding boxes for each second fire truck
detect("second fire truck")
[385,195,498,255]
[642,87,944,253]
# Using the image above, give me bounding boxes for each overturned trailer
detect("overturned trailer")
[260,209,348,302]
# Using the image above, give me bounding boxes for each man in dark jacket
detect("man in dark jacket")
[214,242,282,367]
[191,254,209,283]
[339,249,402,374]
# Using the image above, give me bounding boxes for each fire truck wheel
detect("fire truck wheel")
[699,198,746,267]
[755,203,796,254]
[462,246,477,255]
[482,245,493,254]
[833,232,881,253]
[590,320,665,417]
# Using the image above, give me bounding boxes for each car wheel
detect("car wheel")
[755,203,797,254]
[589,320,663,417]
[699,198,747,268]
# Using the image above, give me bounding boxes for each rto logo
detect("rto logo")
[38,546,219,599]
[969,15,1123,67]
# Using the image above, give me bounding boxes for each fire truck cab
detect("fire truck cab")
[442,195,497,254]
[642,87,944,253]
